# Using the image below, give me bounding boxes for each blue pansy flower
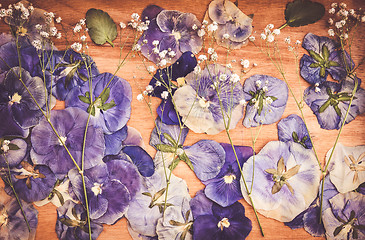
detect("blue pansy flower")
[65,72,132,135]
[0,67,46,134]
[31,107,105,178]
[323,192,365,240]
[122,146,155,177]
[304,80,365,130]
[69,156,141,225]
[41,49,100,100]
[241,141,321,222]
[243,74,288,128]
[139,6,202,65]
[126,168,190,237]
[0,138,27,168]
[203,143,253,207]
[0,188,38,240]
[8,161,56,203]
[300,33,353,85]
[277,114,313,149]
[174,64,244,134]
[56,200,103,240]
[191,191,252,240]
[207,0,253,49]
[104,125,128,155]
[156,198,193,240]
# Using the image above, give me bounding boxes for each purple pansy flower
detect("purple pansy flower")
[174,64,244,134]
[31,107,105,178]
[0,67,46,133]
[191,191,252,240]
[42,49,100,100]
[139,7,202,65]
[148,51,197,125]
[323,192,365,240]
[304,80,365,130]
[8,161,56,203]
[0,138,27,168]
[241,141,321,222]
[203,143,253,207]
[156,198,193,240]
[243,74,288,128]
[122,146,155,177]
[277,114,313,149]
[104,125,128,155]
[69,156,141,225]
[56,200,103,240]
[300,33,354,85]
[126,168,190,237]
[327,143,365,193]
[0,188,38,240]
[207,0,253,49]
[65,72,132,135]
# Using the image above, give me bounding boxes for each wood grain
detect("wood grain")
[1,0,365,239]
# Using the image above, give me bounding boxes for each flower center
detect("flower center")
[18,26,28,36]
[58,136,67,146]
[223,174,236,184]
[171,31,181,41]
[217,217,230,231]
[10,93,22,105]
[91,183,103,196]
[198,97,210,108]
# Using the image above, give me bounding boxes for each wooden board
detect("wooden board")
[1,0,365,239]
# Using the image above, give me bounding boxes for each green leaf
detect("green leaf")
[322,45,330,61]
[284,0,325,27]
[155,144,177,153]
[318,99,331,113]
[100,88,110,104]
[333,105,342,117]
[292,131,299,142]
[329,61,340,67]
[8,143,20,151]
[85,8,117,47]
[309,50,324,64]
[309,62,320,68]
[179,153,194,171]
[78,95,91,104]
[319,67,326,78]
[101,100,116,111]
[163,133,177,146]
[168,157,180,171]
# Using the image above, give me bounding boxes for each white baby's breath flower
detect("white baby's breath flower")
[255,80,262,88]
[249,35,255,42]
[226,63,232,69]
[168,50,176,57]
[211,52,218,61]
[328,18,334,25]
[152,40,159,46]
[295,40,301,45]
[262,86,269,92]
[342,33,348,39]
[329,8,336,14]
[161,91,169,99]
[362,16,365,23]
[133,44,141,51]
[50,27,57,36]
[284,36,291,44]
[239,99,247,106]
[145,85,154,94]
[260,33,267,40]
[207,22,218,32]
[71,42,82,52]
[272,29,280,35]
[80,35,87,41]
[73,24,82,33]
[56,16,62,23]
[253,63,258,67]
[267,34,275,43]
[153,47,159,54]
[79,18,85,25]
[119,22,126,29]
[340,3,347,8]
[335,21,342,28]
[207,48,215,55]
[142,39,148,44]
[315,87,321,93]
[198,29,205,37]
[198,55,207,62]
[159,50,168,59]
[40,31,49,38]
[147,66,156,73]
[32,39,42,50]
[137,94,144,101]
[349,9,355,15]
[56,32,62,39]
[192,24,198,30]
[266,23,274,29]
[155,81,161,87]
[230,73,240,83]
[131,13,140,21]
[35,24,42,30]
[241,59,250,68]
[340,19,346,26]
[159,59,167,67]
[331,3,338,8]
[328,29,335,36]
[219,74,228,81]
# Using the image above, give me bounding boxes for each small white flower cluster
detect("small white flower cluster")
[328,2,365,39]
[0,2,32,20]
[1,140,11,153]
[207,21,218,32]
[230,73,240,83]
[283,36,301,52]
[147,66,156,73]
[314,83,321,93]
[260,24,281,43]
[71,42,82,52]
[145,39,177,67]
[128,13,150,32]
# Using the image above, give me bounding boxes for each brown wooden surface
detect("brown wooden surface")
[1,0,365,239]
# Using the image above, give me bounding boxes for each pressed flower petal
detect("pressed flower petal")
[122,146,155,177]
[0,138,27,168]
[278,114,312,149]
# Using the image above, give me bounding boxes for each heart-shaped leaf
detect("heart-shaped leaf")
[85,8,117,46]
[283,0,325,28]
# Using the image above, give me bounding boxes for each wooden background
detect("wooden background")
[1,0,365,239]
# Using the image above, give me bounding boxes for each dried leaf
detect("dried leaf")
[85,8,117,46]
